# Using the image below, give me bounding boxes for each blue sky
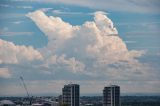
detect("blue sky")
[0,0,160,96]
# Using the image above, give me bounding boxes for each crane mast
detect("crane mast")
[20,76,32,105]
[20,76,30,97]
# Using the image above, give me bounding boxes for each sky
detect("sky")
[0,0,160,96]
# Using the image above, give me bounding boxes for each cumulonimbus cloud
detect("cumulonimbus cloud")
[0,10,148,79]
[25,10,147,78]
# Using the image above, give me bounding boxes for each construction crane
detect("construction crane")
[20,76,32,105]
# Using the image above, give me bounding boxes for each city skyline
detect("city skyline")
[0,0,160,96]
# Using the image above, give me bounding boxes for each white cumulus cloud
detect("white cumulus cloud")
[0,68,11,78]
[0,39,43,64]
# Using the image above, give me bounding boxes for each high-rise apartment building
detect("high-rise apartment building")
[103,85,120,106]
[62,84,80,106]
